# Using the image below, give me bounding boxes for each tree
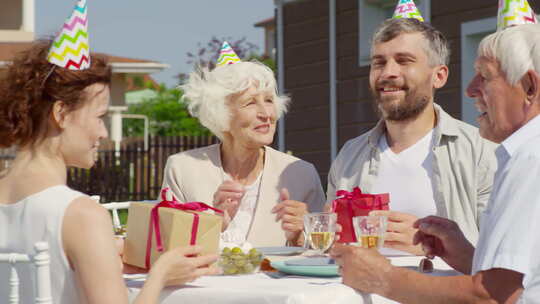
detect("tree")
[123,83,211,137]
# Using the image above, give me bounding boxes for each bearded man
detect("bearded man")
[326,18,497,255]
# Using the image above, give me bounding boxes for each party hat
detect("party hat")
[47,0,90,70]
[497,0,537,30]
[216,41,241,67]
[392,0,425,22]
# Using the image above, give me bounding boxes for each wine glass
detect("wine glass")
[303,212,337,255]
[352,215,387,249]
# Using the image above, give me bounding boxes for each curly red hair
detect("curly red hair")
[0,39,111,148]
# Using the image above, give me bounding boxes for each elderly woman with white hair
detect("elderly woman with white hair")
[161,57,325,247]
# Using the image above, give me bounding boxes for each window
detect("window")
[358,0,431,66]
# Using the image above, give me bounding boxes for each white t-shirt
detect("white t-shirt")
[220,172,262,246]
[371,129,437,255]
[472,115,540,303]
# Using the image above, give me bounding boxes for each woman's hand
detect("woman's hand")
[272,188,308,245]
[114,237,150,274]
[213,181,245,230]
[149,245,220,287]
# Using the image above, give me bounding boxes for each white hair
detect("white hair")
[179,60,289,140]
[478,24,540,86]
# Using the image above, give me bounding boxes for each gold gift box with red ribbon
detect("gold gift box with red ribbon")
[123,189,223,269]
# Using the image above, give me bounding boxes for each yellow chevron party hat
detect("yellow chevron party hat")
[47,0,90,70]
[216,41,241,67]
[498,0,538,30]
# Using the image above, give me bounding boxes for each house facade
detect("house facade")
[273,0,540,184]
[255,17,277,59]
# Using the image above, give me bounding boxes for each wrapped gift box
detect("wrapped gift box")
[331,187,390,243]
[123,198,222,269]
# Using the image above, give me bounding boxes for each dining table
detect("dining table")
[125,255,461,304]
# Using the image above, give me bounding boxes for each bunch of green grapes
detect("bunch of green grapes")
[219,247,263,275]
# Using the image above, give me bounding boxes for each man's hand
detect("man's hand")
[271,188,308,245]
[413,216,475,274]
[370,210,423,255]
[330,243,394,295]
[213,181,245,231]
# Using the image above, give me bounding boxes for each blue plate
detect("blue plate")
[256,246,305,256]
[270,260,340,277]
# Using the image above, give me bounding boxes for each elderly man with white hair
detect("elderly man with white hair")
[161,59,325,247]
[331,23,540,303]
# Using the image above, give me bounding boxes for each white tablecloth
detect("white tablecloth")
[126,256,460,304]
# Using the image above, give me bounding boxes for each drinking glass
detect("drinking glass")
[352,215,387,249]
[303,212,337,255]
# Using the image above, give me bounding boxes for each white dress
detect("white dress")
[0,185,85,304]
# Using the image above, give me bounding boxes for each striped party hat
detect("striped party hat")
[392,0,424,22]
[216,41,241,67]
[47,0,90,70]
[497,0,537,31]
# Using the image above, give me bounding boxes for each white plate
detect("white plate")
[256,246,305,256]
[123,273,147,280]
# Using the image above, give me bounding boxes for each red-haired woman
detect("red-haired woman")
[0,40,219,304]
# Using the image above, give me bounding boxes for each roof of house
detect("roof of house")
[254,17,275,28]
[0,42,169,74]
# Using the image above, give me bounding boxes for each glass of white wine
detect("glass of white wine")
[303,212,337,255]
[352,215,387,249]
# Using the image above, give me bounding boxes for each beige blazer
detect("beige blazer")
[161,144,326,247]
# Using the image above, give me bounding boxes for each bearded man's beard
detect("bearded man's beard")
[371,87,430,122]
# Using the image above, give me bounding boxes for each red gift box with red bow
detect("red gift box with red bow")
[331,187,390,243]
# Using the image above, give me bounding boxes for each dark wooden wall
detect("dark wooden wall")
[282,0,540,186]
[283,0,331,183]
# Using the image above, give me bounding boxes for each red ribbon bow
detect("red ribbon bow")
[332,187,363,212]
[335,187,363,200]
[145,188,223,269]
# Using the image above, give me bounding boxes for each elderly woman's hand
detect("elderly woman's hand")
[213,180,245,231]
[271,188,308,245]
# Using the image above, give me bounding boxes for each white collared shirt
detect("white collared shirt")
[472,114,540,303]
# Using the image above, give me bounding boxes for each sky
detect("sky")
[35,1,275,87]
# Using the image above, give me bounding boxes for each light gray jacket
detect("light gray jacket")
[327,104,498,244]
